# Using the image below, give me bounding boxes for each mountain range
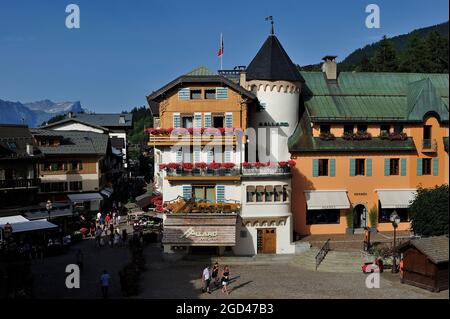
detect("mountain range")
[0,99,84,128]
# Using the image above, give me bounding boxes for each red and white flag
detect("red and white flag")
[217,33,224,57]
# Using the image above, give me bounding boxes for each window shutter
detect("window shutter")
[194,113,202,128]
[182,186,192,199]
[312,159,319,177]
[216,185,225,203]
[384,158,390,176]
[216,87,228,100]
[349,159,355,177]
[433,158,439,176]
[225,112,233,128]
[416,158,422,176]
[204,113,212,128]
[173,113,181,128]
[224,150,232,162]
[329,159,336,177]
[401,158,407,176]
[207,150,214,163]
[175,150,182,163]
[366,159,372,177]
[193,150,201,163]
[178,88,190,100]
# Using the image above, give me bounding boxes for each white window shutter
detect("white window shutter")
[224,150,232,162]
[225,112,233,128]
[216,87,228,100]
[175,150,182,163]
[173,113,181,128]
[207,150,214,163]
[178,88,190,100]
[194,150,201,162]
[194,113,202,128]
[204,113,212,128]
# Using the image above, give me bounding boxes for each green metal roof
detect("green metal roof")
[301,72,449,123]
[185,66,216,76]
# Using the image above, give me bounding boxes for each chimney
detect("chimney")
[239,71,247,87]
[26,144,33,156]
[68,111,74,118]
[322,56,338,81]
[119,115,126,124]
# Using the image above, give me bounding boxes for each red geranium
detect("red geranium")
[221,162,236,169]
[242,162,253,168]
[195,162,207,169]
[159,163,167,170]
[288,160,296,167]
[208,162,221,170]
[255,162,267,168]
[166,162,180,169]
[182,162,194,170]
[278,161,288,167]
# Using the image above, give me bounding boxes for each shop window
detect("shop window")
[306,209,340,225]
[378,206,409,223]
[422,158,432,175]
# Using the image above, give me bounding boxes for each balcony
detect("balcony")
[422,139,437,153]
[242,166,291,177]
[0,178,41,190]
[165,168,241,181]
[146,128,240,146]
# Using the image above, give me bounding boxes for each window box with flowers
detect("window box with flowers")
[342,131,372,141]
[319,132,336,141]
[380,131,408,141]
[221,162,236,176]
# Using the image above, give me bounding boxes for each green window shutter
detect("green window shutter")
[178,88,190,100]
[401,158,407,176]
[216,87,228,100]
[204,113,212,128]
[194,113,202,128]
[216,185,225,203]
[384,158,390,176]
[366,159,372,177]
[312,159,319,177]
[416,158,422,176]
[433,158,439,176]
[349,159,355,176]
[329,159,336,177]
[225,112,233,128]
[173,113,181,128]
[182,186,192,199]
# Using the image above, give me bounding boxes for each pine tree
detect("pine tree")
[371,36,399,72]
[425,31,449,73]
[399,34,429,73]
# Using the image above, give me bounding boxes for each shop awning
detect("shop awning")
[24,209,74,220]
[0,215,29,226]
[135,193,152,208]
[100,187,114,198]
[376,189,417,209]
[67,193,103,203]
[1,219,58,233]
[304,190,350,210]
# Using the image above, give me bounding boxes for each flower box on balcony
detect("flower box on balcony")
[342,131,372,141]
[319,132,336,141]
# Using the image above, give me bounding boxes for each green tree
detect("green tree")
[399,34,429,73]
[371,36,399,72]
[409,184,449,236]
[425,31,449,73]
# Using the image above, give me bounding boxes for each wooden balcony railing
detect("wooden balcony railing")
[0,178,41,190]
[149,134,238,146]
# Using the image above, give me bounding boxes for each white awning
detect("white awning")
[0,215,29,226]
[24,209,74,220]
[377,189,417,209]
[2,219,58,233]
[304,190,350,210]
[100,187,114,198]
[67,193,103,202]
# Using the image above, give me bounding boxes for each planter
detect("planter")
[346,228,354,235]
[193,168,202,176]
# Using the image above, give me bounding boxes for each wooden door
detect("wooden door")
[257,228,276,254]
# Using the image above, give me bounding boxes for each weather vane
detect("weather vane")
[265,16,274,35]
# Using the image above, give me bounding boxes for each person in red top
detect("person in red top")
[105,213,111,224]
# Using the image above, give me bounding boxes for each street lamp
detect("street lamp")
[390,210,401,273]
[46,200,53,220]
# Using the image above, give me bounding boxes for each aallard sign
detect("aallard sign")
[180,227,218,240]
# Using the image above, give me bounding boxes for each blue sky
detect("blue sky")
[0,0,448,113]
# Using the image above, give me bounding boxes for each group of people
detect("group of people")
[201,263,231,295]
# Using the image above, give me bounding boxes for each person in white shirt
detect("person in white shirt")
[201,265,211,294]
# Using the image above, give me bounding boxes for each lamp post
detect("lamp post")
[46,200,53,221]
[390,210,401,273]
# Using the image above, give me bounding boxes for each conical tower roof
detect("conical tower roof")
[246,35,304,82]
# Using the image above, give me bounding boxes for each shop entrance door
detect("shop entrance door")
[257,228,276,254]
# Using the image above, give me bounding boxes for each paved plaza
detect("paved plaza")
[30,239,448,299]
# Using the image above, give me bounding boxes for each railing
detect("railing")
[422,139,437,152]
[0,178,41,189]
[315,238,331,271]
[149,134,237,145]
[242,167,291,176]
[166,168,240,177]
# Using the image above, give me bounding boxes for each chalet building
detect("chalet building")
[41,113,133,169]
[0,125,43,214]
[147,29,301,255]
[31,129,122,210]
[288,60,449,236]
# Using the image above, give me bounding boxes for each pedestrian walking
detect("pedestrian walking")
[212,262,220,287]
[221,265,230,295]
[100,270,111,299]
[201,265,212,294]
[105,213,111,225]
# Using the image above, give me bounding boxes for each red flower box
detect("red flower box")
[208,162,221,170]
[195,162,207,169]
[166,162,180,169]
[159,163,167,170]
[242,162,253,168]
[288,160,296,167]
[221,162,236,169]
[182,162,194,170]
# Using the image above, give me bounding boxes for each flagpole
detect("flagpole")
[220,33,223,70]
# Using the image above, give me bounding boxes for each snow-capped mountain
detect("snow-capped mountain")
[0,99,85,127]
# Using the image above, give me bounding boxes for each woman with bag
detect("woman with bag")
[221,265,230,295]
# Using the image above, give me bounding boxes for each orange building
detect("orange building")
[288,58,449,236]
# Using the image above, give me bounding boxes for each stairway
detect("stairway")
[293,249,369,273]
